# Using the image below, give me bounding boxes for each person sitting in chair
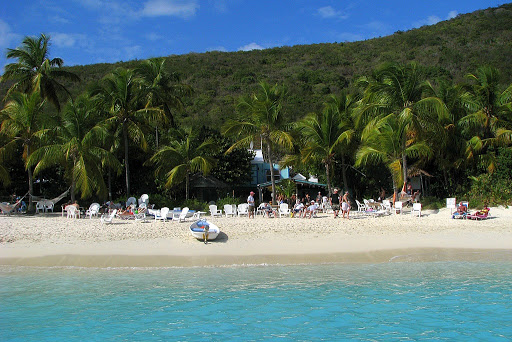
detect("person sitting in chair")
[291,200,304,218]
[456,202,467,214]
[303,201,319,219]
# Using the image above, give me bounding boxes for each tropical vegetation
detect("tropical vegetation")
[1,4,512,211]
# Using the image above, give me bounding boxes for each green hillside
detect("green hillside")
[1,3,512,207]
[51,3,512,128]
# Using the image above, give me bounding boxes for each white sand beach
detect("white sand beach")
[1,207,511,267]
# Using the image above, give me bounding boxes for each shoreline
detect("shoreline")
[1,207,511,267]
[2,248,512,268]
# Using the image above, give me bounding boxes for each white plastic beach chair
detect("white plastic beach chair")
[237,203,249,217]
[85,203,100,219]
[178,207,189,222]
[224,204,236,217]
[355,200,367,214]
[411,203,422,217]
[393,201,403,215]
[209,205,223,217]
[278,203,290,217]
[154,207,169,222]
[66,205,78,219]
[100,209,117,224]
[381,199,392,213]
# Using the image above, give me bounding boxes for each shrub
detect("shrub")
[181,198,208,211]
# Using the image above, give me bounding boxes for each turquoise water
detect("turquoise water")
[2,257,512,341]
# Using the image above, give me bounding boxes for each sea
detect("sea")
[2,251,512,341]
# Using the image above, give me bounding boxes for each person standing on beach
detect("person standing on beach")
[342,191,351,219]
[247,191,255,218]
[316,192,322,204]
[330,188,340,218]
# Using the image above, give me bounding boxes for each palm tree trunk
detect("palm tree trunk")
[108,168,112,201]
[325,162,332,196]
[27,165,35,213]
[70,179,76,203]
[341,154,348,192]
[402,135,408,187]
[155,126,159,149]
[26,145,35,213]
[267,143,276,204]
[185,173,189,200]
[123,123,131,197]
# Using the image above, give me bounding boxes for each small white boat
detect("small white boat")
[189,220,220,242]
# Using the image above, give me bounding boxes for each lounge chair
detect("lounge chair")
[209,205,223,217]
[278,203,290,217]
[126,197,137,208]
[467,208,490,220]
[178,207,190,222]
[452,201,469,219]
[100,209,117,224]
[85,203,101,219]
[138,194,149,207]
[154,207,170,222]
[411,203,422,217]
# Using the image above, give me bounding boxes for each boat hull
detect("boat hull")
[189,220,220,241]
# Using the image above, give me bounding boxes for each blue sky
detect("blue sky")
[0,0,505,71]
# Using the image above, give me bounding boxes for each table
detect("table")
[193,211,207,219]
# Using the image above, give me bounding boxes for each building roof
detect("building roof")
[190,174,228,188]
[257,179,327,188]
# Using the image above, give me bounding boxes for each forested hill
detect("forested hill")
[6,4,512,128]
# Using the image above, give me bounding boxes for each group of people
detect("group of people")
[329,188,351,219]
[247,189,351,219]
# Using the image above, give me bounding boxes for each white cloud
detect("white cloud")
[336,32,364,42]
[317,6,348,19]
[447,10,458,19]
[206,46,227,52]
[427,15,441,25]
[124,45,143,59]
[238,42,263,51]
[146,32,164,41]
[51,33,87,48]
[0,19,19,49]
[141,0,199,18]
[415,10,459,27]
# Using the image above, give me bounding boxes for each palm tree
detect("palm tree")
[294,92,356,195]
[27,94,121,202]
[135,58,192,145]
[459,66,512,172]
[90,67,164,197]
[1,33,80,111]
[222,81,293,203]
[0,91,46,212]
[355,62,448,186]
[148,128,217,200]
[355,114,432,194]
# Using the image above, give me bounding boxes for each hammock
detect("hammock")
[30,188,70,205]
[0,191,30,214]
